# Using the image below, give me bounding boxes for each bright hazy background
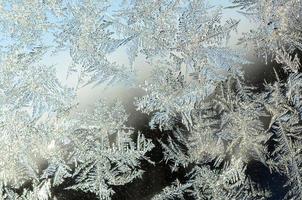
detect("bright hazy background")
[40,0,254,111]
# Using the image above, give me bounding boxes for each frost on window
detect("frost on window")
[0,0,301,199]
